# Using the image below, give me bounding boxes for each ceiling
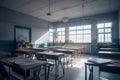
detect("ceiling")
[0,0,120,22]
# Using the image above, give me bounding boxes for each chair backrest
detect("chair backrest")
[35,53,47,61]
[0,63,9,80]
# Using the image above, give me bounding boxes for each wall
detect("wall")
[0,7,49,53]
[52,11,119,55]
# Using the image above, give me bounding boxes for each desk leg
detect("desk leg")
[24,71,26,80]
[91,66,93,80]
[98,67,100,80]
[59,56,65,76]
[62,57,65,75]
[44,65,47,80]
[8,67,11,80]
[47,65,50,80]
[55,60,58,80]
[85,64,87,80]
[71,54,73,67]
[88,65,93,80]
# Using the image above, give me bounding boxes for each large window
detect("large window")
[69,25,91,43]
[56,28,65,42]
[97,22,112,43]
[49,29,54,42]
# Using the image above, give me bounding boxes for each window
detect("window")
[49,29,54,42]
[97,22,112,43]
[69,25,91,43]
[56,28,65,42]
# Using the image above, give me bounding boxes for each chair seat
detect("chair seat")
[47,62,54,65]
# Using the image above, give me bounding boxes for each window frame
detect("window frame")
[97,22,112,43]
[56,27,65,43]
[69,25,91,43]
[49,28,54,42]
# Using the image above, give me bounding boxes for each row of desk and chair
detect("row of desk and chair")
[85,46,120,80]
[0,46,84,80]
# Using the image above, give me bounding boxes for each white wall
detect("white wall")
[0,7,49,43]
[32,27,48,43]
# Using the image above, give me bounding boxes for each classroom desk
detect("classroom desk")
[0,57,48,80]
[36,51,65,80]
[54,49,75,54]
[61,47,84,52]
[54,49,76,66]
[15,48,36,58]
[85,59,120,80]
[99,51,120,59]
[28,47,49,52]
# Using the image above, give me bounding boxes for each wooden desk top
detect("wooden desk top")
[85,58,120,67]
[36,51,64,60]
[54,49,75,54]
[61,47,84,51]
[29,48,49,52]
[15,48,36,54]
[37,51,64,56]
[0,57,47,70]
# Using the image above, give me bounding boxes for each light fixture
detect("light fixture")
[62,17,69,22]
[47,0,51,16]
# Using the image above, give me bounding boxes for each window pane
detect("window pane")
[61,32,65,35]
[49,29,54,32]
[49,33,53,35]
[105,28,111,32]
[76,35,80,39]
[98,29,104,33]
[97,23,104,28]
[105,22,112,27]
[69,31,76,34]
[77,31,83,34]
[69,35,76,39]
[76,26,83,29]
[58,32,61,35]
[84,30,91,34]
[84,25,91,29]
[61,28,65,31]
[57,28,61,31]
[105,34,111,38]
[98,34,104,38]
[57,28,65,31]
[61,36,65,38]
[69,27,76,30]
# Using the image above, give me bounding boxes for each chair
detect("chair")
[0,62,34,80]
[0,63,10,80]
[35,53,54,80]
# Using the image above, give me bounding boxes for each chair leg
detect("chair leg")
[50,65,54,71]
[47,65,50,80]
[38,67,41,80]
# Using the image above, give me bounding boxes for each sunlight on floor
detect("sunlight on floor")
[72,57,92,68]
